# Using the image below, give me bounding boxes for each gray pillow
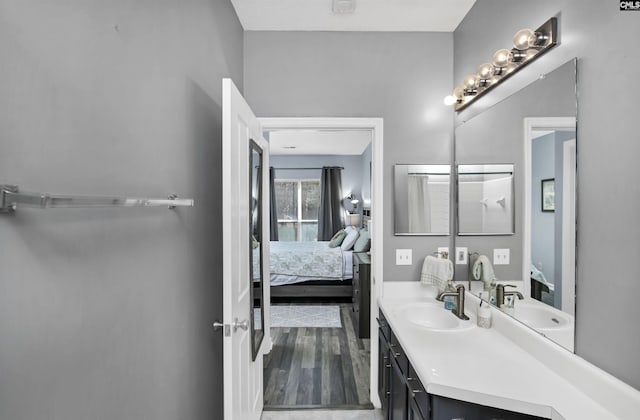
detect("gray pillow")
[328,229,347,248]
[353,229,370,252]
[341,228,360,251]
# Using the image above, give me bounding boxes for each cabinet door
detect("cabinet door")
[389,355,408,420]
[432,395,549,420]
[378,329,391,418]
[408,397,428,420]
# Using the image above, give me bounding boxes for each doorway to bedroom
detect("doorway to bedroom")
[260,117,383,411]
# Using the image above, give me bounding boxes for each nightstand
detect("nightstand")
[352,252,371,339]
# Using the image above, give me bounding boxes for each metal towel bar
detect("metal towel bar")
[0,184,194,213]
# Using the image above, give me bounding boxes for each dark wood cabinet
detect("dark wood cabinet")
[352,252,371,338]
[378,312,391,415]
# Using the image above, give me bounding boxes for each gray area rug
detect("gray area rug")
[270,305,342,328]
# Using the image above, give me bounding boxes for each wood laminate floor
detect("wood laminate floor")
[263,303,372,409]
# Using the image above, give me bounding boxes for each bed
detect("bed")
[268,241,353,298]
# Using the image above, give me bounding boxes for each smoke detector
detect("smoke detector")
[332,0,356,14]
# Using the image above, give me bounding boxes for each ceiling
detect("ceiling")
[268,130,371,155]
[231,0,476,32]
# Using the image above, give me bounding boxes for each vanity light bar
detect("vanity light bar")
[445,17,558,112]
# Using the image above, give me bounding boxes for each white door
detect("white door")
[222,78,268,420]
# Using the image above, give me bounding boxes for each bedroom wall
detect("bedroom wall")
[244,31,454,282]
[0,1,243,418]
[454,0,640,391]
[270,154,365,203]
[360,143,373,208]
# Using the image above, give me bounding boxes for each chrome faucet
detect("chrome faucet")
[436,284,469,320]
[496,284,524,306]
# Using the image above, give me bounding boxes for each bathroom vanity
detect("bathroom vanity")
[378,309,545,420]
[377,282,640,420]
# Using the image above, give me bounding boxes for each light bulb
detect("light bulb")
[513,28,534,50]
[492,49,511,68]
[463,74,477,89]
[476,63,494,79]
[452,86,465,99]
[443,95,457,106]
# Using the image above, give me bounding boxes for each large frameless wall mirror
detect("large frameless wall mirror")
[249,139,265,361]
[393,164,451,235]
[454,58,577,352]
[457,164,515,235]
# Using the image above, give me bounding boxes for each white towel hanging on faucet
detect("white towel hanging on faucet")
[420,255,453,292]
[472,255,497,289]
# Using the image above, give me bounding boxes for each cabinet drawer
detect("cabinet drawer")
[389,330,408,375]
[377,310,391,341]
[408,365,429,419]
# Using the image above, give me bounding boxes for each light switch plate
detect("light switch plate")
[455,247,468,265]
[396,249,412,265]
[493,248,510,265]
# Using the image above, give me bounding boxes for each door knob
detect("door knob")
[233,318,249,332]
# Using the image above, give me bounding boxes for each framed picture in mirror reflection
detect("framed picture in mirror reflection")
[541,178,555,212]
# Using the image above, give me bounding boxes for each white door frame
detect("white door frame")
[561,139,576,316]
[522,117,576,301]
[259,117,384,408]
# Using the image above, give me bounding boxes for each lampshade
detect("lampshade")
[348,213,361,227]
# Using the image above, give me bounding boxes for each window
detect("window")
[274,179,321,241]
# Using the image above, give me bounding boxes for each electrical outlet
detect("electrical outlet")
[493,248,510,265]
[396,249,412,265]
[437,247,449,259]
[455,247,468,265]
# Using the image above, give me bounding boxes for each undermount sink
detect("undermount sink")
[514,304,571,330]
[396,302,475,332]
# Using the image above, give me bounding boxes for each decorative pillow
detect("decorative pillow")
[344,225,357,234]
[353,229,370,252]
[328,229,347,248]
[341,228,360,251]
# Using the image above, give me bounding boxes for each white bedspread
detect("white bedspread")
[269,241,352,285]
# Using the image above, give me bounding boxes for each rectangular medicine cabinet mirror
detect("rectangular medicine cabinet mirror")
[394,164,450,236]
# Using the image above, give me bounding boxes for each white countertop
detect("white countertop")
[379,282,640,420]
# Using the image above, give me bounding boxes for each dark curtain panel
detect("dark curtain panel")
[269,167,279,241]
[317,167,344,241]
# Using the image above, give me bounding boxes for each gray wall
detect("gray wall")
[360,143,373,206]
[454,0,640,390]
[0,1,243,418]
[244,31,455,282]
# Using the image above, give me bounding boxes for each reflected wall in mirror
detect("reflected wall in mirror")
[453,58,577,352]
[249,139,265,361]
[394,164,450,235]
[457,164,514,235]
